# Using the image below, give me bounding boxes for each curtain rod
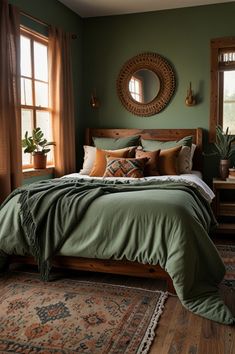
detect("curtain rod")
[20,11,78,39]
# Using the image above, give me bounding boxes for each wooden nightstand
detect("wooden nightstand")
[213,178,235,234]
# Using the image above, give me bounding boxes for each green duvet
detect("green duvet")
[0,177,234,325]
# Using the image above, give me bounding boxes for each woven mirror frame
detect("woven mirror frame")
[117,52,176,117]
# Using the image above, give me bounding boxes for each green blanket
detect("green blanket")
[0,177,234,325]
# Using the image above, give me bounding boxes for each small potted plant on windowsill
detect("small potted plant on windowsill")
[22,127,56,169]
[211,126,235,179]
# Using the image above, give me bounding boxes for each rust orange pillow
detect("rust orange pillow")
[89,147,136,177]
[103,157,148,178]
[159,146,182,175]
[135,149,160,176]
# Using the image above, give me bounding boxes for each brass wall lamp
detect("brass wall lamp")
[90,90,100,109]
[185,82,196,106]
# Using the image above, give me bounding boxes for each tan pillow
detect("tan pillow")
[135,149,160,176]
[89,147,136,177]
[103,157,148,178]
[159,146,182,175]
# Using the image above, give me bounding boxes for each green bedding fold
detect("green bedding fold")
[0,177,234,325]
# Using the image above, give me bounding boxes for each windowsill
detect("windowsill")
[23,166,54,179]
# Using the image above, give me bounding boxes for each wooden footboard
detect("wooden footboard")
[9,255,176,294]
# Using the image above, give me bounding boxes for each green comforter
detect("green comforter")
[0,178,234,324]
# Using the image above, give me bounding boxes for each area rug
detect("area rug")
[216,244,235,280]
[0,272,168,353]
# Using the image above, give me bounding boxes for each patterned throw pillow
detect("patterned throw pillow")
[103,157,148,178]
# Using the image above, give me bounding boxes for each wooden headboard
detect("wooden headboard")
[85,128,203,172]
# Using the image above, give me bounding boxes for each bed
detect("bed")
[0,128,234,325]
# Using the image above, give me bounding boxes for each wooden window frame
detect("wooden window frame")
[210,37,235,142]
[20,26,53,169]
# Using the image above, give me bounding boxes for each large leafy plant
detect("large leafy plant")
[22,127,55,155]
[212,126,235,159]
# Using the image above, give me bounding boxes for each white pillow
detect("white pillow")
[80,146,96,175]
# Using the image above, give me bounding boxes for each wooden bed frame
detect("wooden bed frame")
[10,128,203,294]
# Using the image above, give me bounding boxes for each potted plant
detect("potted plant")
[211,126,235,179]
[22,127,56,169]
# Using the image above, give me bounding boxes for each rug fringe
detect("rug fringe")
[137,291,169,354]
[74,279,170,293]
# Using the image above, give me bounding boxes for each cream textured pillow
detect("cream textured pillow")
[177,146,191,174]
[190,144,197,170]
[177,144,197,174]
[80,146,96,175]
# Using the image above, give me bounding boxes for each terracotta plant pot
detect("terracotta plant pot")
[219,159,230,179]
[33,153,47,169]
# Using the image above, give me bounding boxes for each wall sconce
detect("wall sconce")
[90,90,100,109]
[185,82,196,106]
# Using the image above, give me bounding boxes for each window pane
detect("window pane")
[21,78,33,105]
[129,80,134,92]
[36,110,53,163]
[34,41,48,82]
[35,81,49,107]
[21,109,33,166]
[223,103,235,134]
[223,71,235,133]
[224,71,235,100]
[20,36,32,77]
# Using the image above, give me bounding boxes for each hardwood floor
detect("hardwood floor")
[150,235,235,354]
[150,293,235,354]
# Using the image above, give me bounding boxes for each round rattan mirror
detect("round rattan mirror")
[117,52,176,117]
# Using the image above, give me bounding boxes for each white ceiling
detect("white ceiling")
[58,0,233,18]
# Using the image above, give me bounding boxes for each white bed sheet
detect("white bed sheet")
[62,172,215,204]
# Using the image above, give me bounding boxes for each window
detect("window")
[129,75,143,103]
[20,27,53,168]
[210,37,235,141]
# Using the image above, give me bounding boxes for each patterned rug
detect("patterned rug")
[0,272,168,353]
[216,244,235,281]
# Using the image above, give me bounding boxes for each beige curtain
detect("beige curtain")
[0,0,22,204]
[48,26,76,177]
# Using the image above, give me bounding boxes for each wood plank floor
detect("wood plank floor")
[150,293,235,354]
[150,235,235,354]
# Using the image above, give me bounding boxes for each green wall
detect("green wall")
[9,0,83,171]
[82,2,235,133]
[5,1,235,181]
[82,3,235,182]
